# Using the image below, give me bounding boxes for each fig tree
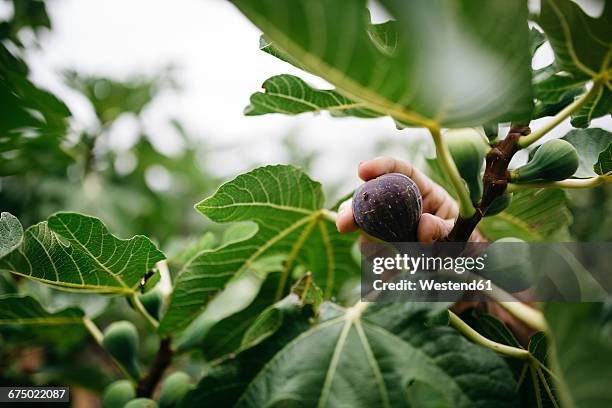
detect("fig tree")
[352,173,422,242]
[510,139,579,182]
[158,371,193,408]
[445,128,488,204]
[102,380,136,408]
[102,321,141,380]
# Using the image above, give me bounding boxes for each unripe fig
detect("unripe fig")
[139,290,163,321]
[510,139,579,182]
[102,380,136,408]
[103,321,141,379]
[352,173,422,242]
[125,398,158,408]
[484,193,513,216]
[481,238,533,292]
[158,371,193,408]
[445,128,488,203]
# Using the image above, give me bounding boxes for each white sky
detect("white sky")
[15,0,612,191]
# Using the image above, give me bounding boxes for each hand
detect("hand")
[336,156,484,242]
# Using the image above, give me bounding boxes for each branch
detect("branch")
[518,82,602,148]
[136,337,174,397]
[446,124,529,242]
[429,126,476,218]
[507,175,612,191]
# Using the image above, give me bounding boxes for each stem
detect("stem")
[130,293,159,330]
[536,364,560,408]
[495,301,548,332]
[83,316,104,346]
[429,126,476,218]
[531,364,544,408]
[518,83,602,148]
[448,311,531,360]
[507,175,612,192]
[83,317,138,382]
[136,337,174,397]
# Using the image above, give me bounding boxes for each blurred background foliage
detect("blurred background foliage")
[1,0,611,404]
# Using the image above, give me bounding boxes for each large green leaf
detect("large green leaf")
[536,0,612,80]
[545,303,612,408]
[479,189,571,241]
[0,295,84,326]
[562,128,612,177]
[0,212,23,258]
[159,165,358,335]
[233,0,532,127]
[185,302,517,407]
[245,74,381,118]
[0,212,165,293]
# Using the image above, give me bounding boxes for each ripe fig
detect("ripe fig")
[102,321,141,379]
[445,128,489,204]
[102,380,136,408]
[510,139,579,182]
[158,371,193,408]
[352,173,422,242]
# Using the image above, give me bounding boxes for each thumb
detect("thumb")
[417,213,454,243]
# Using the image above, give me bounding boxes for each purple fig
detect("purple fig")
[352,173,422,242]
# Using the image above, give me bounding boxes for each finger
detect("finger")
[358,156,458,218]
[336,200,359,233]
[417,213,454,243]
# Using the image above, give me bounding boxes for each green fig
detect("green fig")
[139,290,163,321]
[484,193,513,216]
[510,139,579,182]
[481,238,533,292]
[103,321,141,379]
[445,128,489,204]
[102,380,136,408]
[124,398,158,408]
[158,371,193,408]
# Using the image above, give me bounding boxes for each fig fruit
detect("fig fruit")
[139,290,163,321]
[445,128,488,203]
[158,371,193,408]
[510,139,579,182]
[102,380,136,408]
[484,193,513,216]
[352,173,422,242]
[481,238,533,292]
[102,321,141,379]
[125,398,158,408]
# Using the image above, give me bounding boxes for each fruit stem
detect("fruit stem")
[518,81,602,148]
[130,293,159,330]
[448,311,531,360]
[429,126,476,218]
[507,175,612,191]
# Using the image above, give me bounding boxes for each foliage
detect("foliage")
[1,0,612,407]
